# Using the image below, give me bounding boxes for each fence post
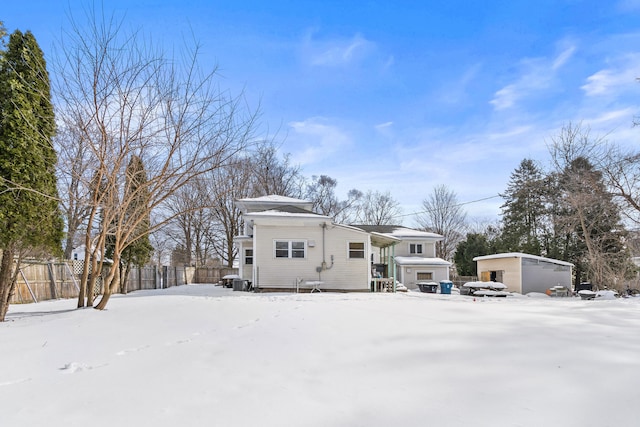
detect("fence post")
[47,262,58,299]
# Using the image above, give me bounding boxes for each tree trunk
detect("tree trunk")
[77,242,91,308]
[0,248,16,322]
[120,262,130,294]
[94,256,120,310]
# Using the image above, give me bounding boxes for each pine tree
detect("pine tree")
[454,233,491,276]
[0,29,63,321]
[500,159,547,254]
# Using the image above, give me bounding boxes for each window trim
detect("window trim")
[409,243,423,255]
[416,271,434,281]
[348,241,366,259]
[274,240,307,259]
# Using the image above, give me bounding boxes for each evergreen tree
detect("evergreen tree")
[454,233,491,276]
[0,29,63,321]
[500,159,547,254]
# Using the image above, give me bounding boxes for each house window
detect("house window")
[417,272,433,280]
[349,242,365,259]
[245,249,253,265]
[410,243,423,254]
[275,240,306,259]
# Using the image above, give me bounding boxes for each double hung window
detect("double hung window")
[275,240,306,258]
[348,242,365,259]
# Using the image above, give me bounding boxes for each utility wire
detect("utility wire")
[393,194,502,219]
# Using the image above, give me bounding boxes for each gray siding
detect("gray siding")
[521,258,572,294]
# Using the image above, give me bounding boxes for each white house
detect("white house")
[233,196,451,293]
[234,196,399,292]
[351,225,451,290]
[473,252,574,294]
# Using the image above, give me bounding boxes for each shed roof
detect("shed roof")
[473,252,574,267]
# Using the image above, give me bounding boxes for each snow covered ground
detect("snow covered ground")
[2,284,639,427]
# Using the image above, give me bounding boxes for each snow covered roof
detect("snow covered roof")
[244,209,330,220]
[238,195,310,204]
[395,256,451,266]
[352,225,443,241]
[236,195,313,213]
[473,252,574,267]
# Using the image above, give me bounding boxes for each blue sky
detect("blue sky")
[4,1,640,224]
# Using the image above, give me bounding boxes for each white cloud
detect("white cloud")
[490,44,576,111]
[581,55,640,97]
[302,32,376,67]
[490,84,520,110]
[552,45,576,70]
[374,121,393,132]
[287,117,352,165]
[583,107,636,125]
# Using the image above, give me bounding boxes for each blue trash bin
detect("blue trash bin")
[439,280,453,295]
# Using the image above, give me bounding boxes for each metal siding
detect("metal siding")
[521,258,572,294]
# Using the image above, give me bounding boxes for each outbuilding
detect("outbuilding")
[473,252,573,294]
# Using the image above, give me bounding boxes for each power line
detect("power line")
[394,194,502,219]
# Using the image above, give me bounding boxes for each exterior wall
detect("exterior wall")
[521,258,572,294]
[252,222,371,291]
[477,258,522,293]
[399,265,449,290]
[394,241,437,258]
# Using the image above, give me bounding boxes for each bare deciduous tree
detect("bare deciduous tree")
[250,143,303,198]
[415,185,467,261]
[54,9,258,309]
[304,175,362,222]
[353,190,402,225]
[54,126,95,259]
[549,123,632,290]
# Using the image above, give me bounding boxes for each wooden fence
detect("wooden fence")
[10,261,237,304]
[192,267,238,284]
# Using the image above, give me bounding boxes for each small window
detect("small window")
[410,244,423,254]
[417,272,433,280]
[245,249,253,265]
[274,240,306,259]
[349,242,365,259]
